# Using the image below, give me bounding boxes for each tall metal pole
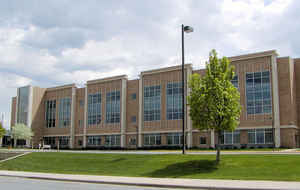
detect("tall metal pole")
[181,24,185,155]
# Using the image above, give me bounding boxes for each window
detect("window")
[106,91,121,123]
[129,138,136,145]
[78,140,83,146]
[248,129,273,144]
[246,71,272,114]
[44,137,56,146]
[105,135,121,146]
[17,86,29,125]
[87,93,101,126]
[58,136,69,146]
[166,82,183,120]
[167,133,182,145]
[87,136,101,146]
[220,130,240,144]
[200,137,207,145]
[144,134,161,146]
[58,97,71,128]
[131,116,136,123]
[231,75,239,89]
[131,93,137,100]
[45,100,56,128]
[144,85,161,121]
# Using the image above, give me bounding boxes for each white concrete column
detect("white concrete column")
[186,66,193,148]
[138,77,143,147]
[121,78,127,148]
[271,54,281,147]
[210,130,215,148]
[83,86,88,148]
[70,87,76,149]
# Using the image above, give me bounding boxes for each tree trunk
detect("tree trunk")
[216,130,222,163]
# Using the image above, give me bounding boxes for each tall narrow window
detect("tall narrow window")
[220,130,240,144]
[87,93,101,126]
[144,85,161,121]
[106,91,120,123]
[231,75,239,89]
[167,133,182,145]
[58,136,69,147]
[246,71,272,114]
[167,82,183,120]
[144,133,161,146]
[59,97,71,128]
[87,136,101,146]
[105,135,121,146]
[248,129,273,144]
[17,86,30,125]
[45,100,56,128]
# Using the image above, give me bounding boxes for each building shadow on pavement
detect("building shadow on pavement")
[146,159,218,178]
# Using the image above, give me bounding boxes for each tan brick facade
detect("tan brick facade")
[10,50,300,149]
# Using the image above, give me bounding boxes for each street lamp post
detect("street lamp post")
[181,24,194,155]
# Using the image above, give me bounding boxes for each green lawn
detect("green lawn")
[150,148,286,152]
[0,152,299,181]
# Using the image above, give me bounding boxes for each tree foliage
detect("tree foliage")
[0,122,5,138]
[11,123,34,141]
[188,50,241,162]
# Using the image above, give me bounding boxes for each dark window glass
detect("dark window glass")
[166,82,183,120]
[246,71,272,114]
[144,85,161,121]
[106,91,121,124]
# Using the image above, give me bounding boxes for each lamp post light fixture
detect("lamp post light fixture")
[181,24,194,155]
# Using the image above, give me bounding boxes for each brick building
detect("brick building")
[10,50,300,149]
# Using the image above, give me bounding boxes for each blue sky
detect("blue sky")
[0,0,299,129]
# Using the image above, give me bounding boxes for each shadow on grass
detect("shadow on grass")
[146,160,218,178]
[111,158,127,162]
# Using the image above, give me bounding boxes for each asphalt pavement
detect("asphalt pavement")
[0,176,190,190]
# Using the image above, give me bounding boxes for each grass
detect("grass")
[150,148,286,152]
[1,152,300,181]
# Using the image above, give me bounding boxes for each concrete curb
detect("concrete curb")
[0,171,300,190]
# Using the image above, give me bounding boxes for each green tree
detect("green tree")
[188,50,241,162]
[11,123,34,147]
[0,122,5,147]
[0,122,5,138]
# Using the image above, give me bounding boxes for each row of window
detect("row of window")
[143,129,273,146]
[220,128,273,145]
[41,129,273,148]
[143,71,272,121]
[46,98,72,128]
[87,135,121,146]
[87,91,121,126]
[43,136,69,146]
[44,71,272,127]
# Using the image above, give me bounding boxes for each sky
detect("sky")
[0,0,299,129]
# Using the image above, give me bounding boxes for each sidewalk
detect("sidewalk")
[0,170,299,190]
[1,148,300,155]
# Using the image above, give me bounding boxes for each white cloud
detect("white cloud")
[0,0,299,128]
